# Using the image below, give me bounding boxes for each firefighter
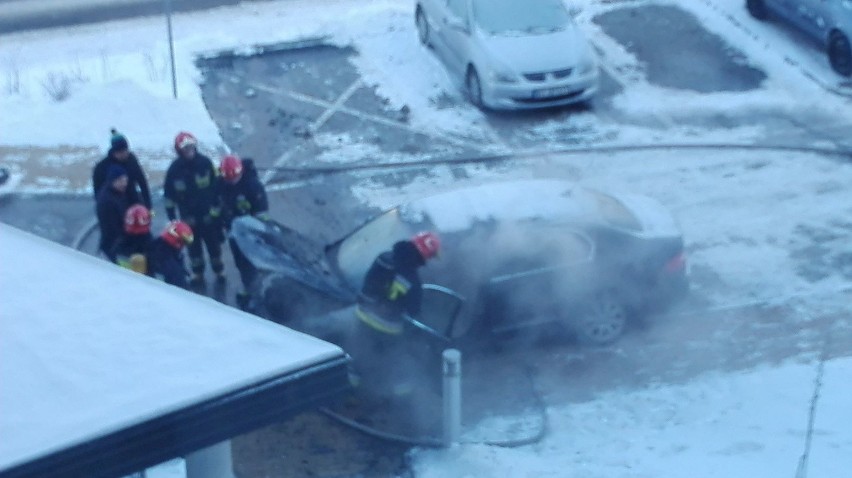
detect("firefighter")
[218,154,269,310]
[147,220,194,290]
[162,131,224,287]
[112,204,153,274]
[352,231,441,396]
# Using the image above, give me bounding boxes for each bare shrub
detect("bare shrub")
[41,72,72,101]
[69,57,89,83]
[100,49,110,81]
[41,62,90,102]
[144,53,157,82]
[144,52,168,82]
[3,56,22,94]
[5,65,20,95]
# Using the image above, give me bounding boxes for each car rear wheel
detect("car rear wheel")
[465,67,484,109]
[828,31,852,77]
[746,0,767,20]
[573,291,628,346]
[415,7,431,47]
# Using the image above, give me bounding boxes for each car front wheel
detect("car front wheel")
[415,8,430,47]
[573,291,628,346]
[465,67,484,109]
[828,31,852,77]
[746,0,767,20]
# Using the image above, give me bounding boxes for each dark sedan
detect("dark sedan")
[231,179,688,347]
[747,0,852,76]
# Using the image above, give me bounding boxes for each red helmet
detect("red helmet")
[161,220,194,249]
[174,131,197,153]
[124,204,152,235]
[412,231,440,261]
[220,154,243,183]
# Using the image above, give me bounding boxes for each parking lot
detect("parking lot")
[195,1,851,181]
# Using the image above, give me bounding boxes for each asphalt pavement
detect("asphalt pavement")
[0,0,251,34]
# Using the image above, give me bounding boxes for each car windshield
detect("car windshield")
[472,0,571,34]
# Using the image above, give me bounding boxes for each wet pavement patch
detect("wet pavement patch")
[790,222,852,282]
[593,4,767,93]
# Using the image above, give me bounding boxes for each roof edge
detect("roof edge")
[0,355,350,478]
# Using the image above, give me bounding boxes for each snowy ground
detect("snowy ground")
[413,356,852,478]
[1,0,851,476]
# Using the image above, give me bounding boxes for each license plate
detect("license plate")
[532,86,577,99]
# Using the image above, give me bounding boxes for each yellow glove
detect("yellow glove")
[129,254,147,274]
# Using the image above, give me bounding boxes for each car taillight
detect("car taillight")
[663,252,686,274]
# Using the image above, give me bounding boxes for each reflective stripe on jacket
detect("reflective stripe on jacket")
[355,304,404,335]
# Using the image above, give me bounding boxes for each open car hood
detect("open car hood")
[230,216,354,301]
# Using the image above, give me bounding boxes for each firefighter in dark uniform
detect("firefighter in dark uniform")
[111,204,153,273]
[218,154,270,310]
[147,220,194,290]
[162,131,224,286]
[352,231,441,396]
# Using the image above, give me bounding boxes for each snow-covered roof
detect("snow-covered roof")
[0,224,349,477]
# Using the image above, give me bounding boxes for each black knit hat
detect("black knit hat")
[110,128,129,151]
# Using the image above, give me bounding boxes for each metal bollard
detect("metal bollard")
[442,349,462,447]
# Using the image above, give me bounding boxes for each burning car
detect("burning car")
[231,179,688,347]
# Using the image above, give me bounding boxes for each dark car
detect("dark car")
[747,0,852,76]
[231,179,688,347]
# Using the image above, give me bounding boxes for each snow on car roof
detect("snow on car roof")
[398,179,680,237]
[399,179,596,232]
[597,190,682,238]
[0,224,344,472]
